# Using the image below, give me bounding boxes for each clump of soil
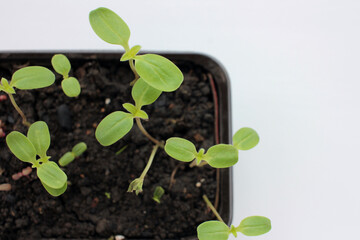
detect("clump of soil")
[0,54,218,239]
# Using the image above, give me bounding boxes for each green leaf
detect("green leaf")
[121,45,141,61]
[135,54,183,92]
[132,78,162,107]
[6,131,36,163]
[197,221,230,240]
[164,137,197,162]
[95,111,134,146]
[123,103,138,115]
[37,161,67,189]
[41,180,67,197]
[236,216,271,236]
[62,77,81,97]
[58,152,75,167]
[152,186,165,204]
[10,66,55,90]
[203,144,238,168]
[27,121,50,159]
[72,142,87,157]
[123,102,149,119]
[1,78,15,94]
[233,127,260,150]
[51,54,71,77]
[89,7,130,50]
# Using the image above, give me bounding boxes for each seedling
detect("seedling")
[197,195,271,240]
[0,66,55,126]
[51,54,81,97]
[6,121,67,196]
[58,142,87,167]
[164,127,259,168]
[90,7,183,192]
[152,186,165,203]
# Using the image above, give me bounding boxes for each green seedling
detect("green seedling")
[115,145,128,155]
[51,54,81,97]
[6,121,67,196]
[197,195,271,240]
[152,186,165,203]
[90,7,182,148]
[105,192,111,199]
[0,66,55,126]
[164,128,259,168]
[59,142,87,167]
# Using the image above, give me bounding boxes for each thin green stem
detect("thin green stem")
[8,94,31,127]
[129,59,139,86]
[140,144,159,179]
[135,118,164,148]
[202,194,224,223]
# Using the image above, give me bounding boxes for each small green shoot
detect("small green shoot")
[152,186,165,203]
[197,195,271,240]
[6,121,67,196]
[115,145,128,155]
[165,137,238,168]
[59,142,87,167]
[165,128,260,168]
[51,54,81,97]
[105,192,111,199]
[0,66,55,126]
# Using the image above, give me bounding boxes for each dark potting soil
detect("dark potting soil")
[0,55,218,239]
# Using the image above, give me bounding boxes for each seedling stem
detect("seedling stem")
[8,94,30,127]
[140,144,159,179]
[135,118,164,148]
[202,194,224,223]
[129,59,139,85]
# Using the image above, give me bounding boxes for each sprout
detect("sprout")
[197,195,271,240]
[6,121,67,196]
[0,67,55,127]
[152,186,165,203]
[165,137,238,168]
[59,142,87,167]
[51,54,81,97]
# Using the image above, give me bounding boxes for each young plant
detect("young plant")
[0,66,55,126]
[197,195,271,240]
[89,7,183,192]
[6,121,67,196]
[58,142,87,167]
[51,54,81,97]
[164,127,259,168]
[152,186,165,203]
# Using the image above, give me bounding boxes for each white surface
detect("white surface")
[1,0,360,239]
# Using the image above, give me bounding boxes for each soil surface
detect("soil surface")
[0,54,218,239]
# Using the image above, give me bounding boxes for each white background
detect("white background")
[1,1,360,239]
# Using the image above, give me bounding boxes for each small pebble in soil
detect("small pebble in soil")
[105,98,111,105]
[57,104,72,130]
[196,182,201,188]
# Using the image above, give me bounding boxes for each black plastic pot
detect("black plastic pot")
[0,52,232,240]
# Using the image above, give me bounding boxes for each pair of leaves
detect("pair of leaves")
[6,121,67,196]
[52,54,81,97]
[197,216,271,240]
[0,66,55,94]
[59,142,87,167]
[96,83,160,146]
[89,7,183,92]
[165,138,238,168]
